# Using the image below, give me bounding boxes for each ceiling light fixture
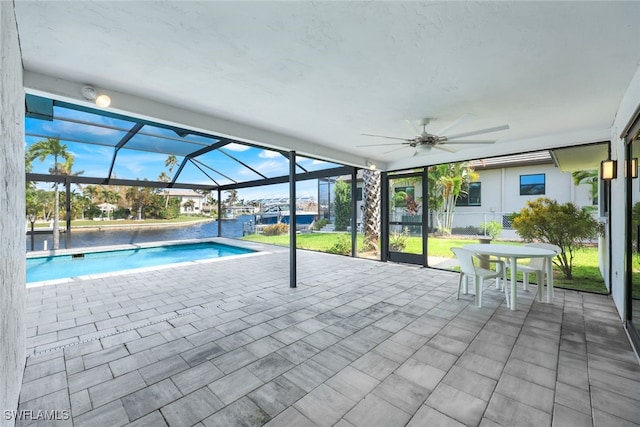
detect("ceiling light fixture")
[365,160,376,170]
[81,86,111,108]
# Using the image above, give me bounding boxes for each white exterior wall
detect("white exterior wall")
[0,2,26,425]
[453,164,594,235]
[611,65,640,319]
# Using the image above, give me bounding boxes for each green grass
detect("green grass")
[242,232,365,252]
[243,233,608,294]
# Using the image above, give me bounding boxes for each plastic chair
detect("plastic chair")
[515,242,560,300]
[451,247,509,308]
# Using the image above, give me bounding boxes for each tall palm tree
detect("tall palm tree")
[362,169,381,251]
[572,169,598,205]
[428,162,477,235]
[26,138,72,249]
[83,185,98,204]
[158,171,171,208]
[165,155,178,174]
[225,189,238,207]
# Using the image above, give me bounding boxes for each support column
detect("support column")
[66,179,72,249]
[351,167,358,257]
[422,168,428,267]
[381,171,389,262]
[289,151,297,288]
[217,188,222,237]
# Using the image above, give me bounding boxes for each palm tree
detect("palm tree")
[572,169,598,205]
[165,155,178,174]
[225,189,238,207]
[83,185,98,204]
[362,169,381,251]
[158,171,171,208]
[428,162,477,235]
[26,138,72,249]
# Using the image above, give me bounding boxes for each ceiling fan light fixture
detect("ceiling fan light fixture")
[417,144,432,152]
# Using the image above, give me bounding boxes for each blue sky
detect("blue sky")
[25,105,337,201]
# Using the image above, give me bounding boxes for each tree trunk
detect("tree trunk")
[362,169,381,252]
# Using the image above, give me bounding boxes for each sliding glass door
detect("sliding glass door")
[627,124,640,352]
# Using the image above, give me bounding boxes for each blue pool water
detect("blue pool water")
[27,242,255,283]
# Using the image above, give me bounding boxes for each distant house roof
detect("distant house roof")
[467,151,554,170]
[165,189,204,197]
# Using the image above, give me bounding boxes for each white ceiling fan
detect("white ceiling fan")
[359,115,510,156]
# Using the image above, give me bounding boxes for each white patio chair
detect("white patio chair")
[451,247,509,308]
[514,242,561,300]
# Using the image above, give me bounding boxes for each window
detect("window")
[456,182,481,206]
[520,174,545,195]
[393,186,415,207]
[356,187,363,201]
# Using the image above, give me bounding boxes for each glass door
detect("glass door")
[387,170,426,265]
[627,127,640,351]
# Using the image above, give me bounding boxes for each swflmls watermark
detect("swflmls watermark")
[4,410,70,421]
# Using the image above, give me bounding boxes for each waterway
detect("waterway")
[26,215,255,252]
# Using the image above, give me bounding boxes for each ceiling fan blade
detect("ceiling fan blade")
[436,113,476,136]
[404,120,421,136]
[356,142,410,147]
[382,146,411,155]
[443,140,496,145]
[361,133,412,141]
[446,124,510,140]
[434,144,458,153]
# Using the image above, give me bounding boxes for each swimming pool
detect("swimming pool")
[27,241,255,283]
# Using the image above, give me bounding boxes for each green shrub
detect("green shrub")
[312,218,329,231]
[390,227,409,251]
[512,197,604,279]
[262,223,289,236]
[327,235,352,255]
[334,180,351,231]
[480,220,503,239]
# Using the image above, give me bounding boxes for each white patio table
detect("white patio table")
[462,243,556,310]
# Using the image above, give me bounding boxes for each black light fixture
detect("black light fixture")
[601,159,617,180]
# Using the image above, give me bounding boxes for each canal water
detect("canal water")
[26,215,255,252]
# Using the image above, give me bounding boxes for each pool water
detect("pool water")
[27,242,255,283]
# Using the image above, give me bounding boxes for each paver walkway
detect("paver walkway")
[17,239,640,426]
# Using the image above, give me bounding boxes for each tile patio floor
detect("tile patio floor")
[17,239,640,426]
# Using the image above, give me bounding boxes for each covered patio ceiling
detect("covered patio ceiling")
[15,2,640,172]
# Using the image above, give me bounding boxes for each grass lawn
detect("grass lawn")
[242,232,364,252]
[242,233,608,294]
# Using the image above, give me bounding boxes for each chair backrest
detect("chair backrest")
[525,242,561,268]
[451,247,476,275]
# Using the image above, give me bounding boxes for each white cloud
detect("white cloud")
[225,143,250,152]
[259,150,281,158]
[236,159,287,177]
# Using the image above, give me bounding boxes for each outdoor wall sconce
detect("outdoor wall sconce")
[601,159,617,180]
[365,160,377,170]
[81,86,111,108]
[627,158,638,179]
